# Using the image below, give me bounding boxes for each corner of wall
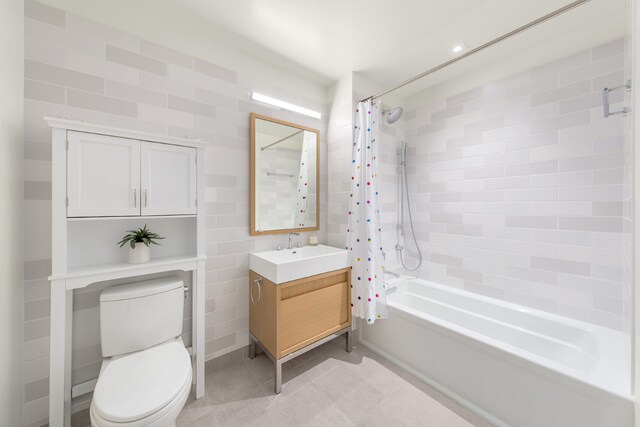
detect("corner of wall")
[0,0,24,426]
[326,74,355,248]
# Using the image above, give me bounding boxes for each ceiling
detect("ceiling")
[43,0,628,99]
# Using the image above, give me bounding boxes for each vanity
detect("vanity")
[248,114,352,393]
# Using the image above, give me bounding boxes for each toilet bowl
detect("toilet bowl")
[90,277,192,427]
[90,338,192,427]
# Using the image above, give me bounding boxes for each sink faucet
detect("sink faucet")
[288,232,300,250]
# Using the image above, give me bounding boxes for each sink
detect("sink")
[250,244,349,284]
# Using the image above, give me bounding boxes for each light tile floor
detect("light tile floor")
[176,338,493,427]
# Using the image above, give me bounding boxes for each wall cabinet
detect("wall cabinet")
[67,131,197,217]
[67,131,140,217]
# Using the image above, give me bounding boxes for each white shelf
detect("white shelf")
[50,255,206,290]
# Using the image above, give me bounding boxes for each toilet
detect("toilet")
[90,277,192,427]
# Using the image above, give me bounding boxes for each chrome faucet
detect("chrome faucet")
[384,270,401,278]
[288,232,300,249]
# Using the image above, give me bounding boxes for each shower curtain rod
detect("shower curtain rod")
[261,129,304,150]
[360,0,592,103]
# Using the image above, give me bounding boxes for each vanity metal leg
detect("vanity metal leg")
[345,330,352,353]
[249,336,256,360]
[274,360,283,394]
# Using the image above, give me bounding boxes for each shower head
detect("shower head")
[383,106,403,124]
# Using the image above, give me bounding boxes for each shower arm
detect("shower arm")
[359,0,592,103]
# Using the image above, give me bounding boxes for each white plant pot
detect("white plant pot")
[129,243,150,264]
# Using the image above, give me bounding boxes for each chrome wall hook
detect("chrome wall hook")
[603,80,632,118]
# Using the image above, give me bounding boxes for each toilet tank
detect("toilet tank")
[100,276,185,357]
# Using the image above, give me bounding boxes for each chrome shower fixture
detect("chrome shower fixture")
[382,106,404,124]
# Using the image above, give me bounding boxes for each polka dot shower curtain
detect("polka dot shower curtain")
[347,99,389,324]
[294,131,312,227]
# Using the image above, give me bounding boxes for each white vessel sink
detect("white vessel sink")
[250,244,349,284]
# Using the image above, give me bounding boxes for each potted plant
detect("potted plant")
[117,224,165,264]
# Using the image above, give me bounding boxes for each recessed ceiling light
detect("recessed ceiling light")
[452,42,468,54]
[250,92,322,119]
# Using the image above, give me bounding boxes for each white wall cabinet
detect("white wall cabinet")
[140,142,197,215]
[67,131,141,217]
[67,132,197,217]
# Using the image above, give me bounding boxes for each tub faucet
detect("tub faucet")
[384,270,401,278]
[288,232,299,249]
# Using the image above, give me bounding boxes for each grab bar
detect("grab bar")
[602,80,631,118]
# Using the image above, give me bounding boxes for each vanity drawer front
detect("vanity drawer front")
[279,279,350,356]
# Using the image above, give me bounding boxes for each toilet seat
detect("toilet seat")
[90,338,192,427]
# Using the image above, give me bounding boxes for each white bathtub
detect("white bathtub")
[359,277,634,427]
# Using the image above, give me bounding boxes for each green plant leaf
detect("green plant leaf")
[118,224,165,248]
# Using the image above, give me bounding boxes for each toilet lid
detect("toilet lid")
[92,339,192,423]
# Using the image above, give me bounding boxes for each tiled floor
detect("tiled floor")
[176,338,493,427]
[67,337,492,427]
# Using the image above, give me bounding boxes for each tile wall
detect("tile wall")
[399,39,628,330]
[622,8,635,369]
[258,147,303,230]
[326,76,354,248]
[22,1,328,425]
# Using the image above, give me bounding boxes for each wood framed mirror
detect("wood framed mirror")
[250,113,320,236]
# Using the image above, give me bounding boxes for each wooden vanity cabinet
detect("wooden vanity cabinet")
[249,267,351,359]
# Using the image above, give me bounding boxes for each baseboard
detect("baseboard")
[204,341,249,363]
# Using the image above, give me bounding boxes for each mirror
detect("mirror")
[250,113,320,235]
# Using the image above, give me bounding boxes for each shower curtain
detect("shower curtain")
[294,131,312,227]
[347,99,388,324]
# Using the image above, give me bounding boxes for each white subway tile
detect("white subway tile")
[67,50,139,85]
[558,53,624,86]
[559,152,623,172]
[529,139,593,162]
[558,185,622,202]
[25,17,105,57]
[138,104,193,128]
[530,110,590,134]
[530,201,591,216]
[558,216,623,232]
[531,256,590,276]
[67,14,139,51]
[506,75,557,100]
[593,168,623,185]
[505,216,557,229]
[530,171,591,188]
[531,80,590,107]
[25,38,66,67]
[530,50,591,80]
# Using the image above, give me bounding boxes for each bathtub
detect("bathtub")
[359,277,634,427]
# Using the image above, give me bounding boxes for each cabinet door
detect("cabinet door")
[140,142,197,215]
[67,131,140,217]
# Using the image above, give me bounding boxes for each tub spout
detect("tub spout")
[385,270,401,278]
